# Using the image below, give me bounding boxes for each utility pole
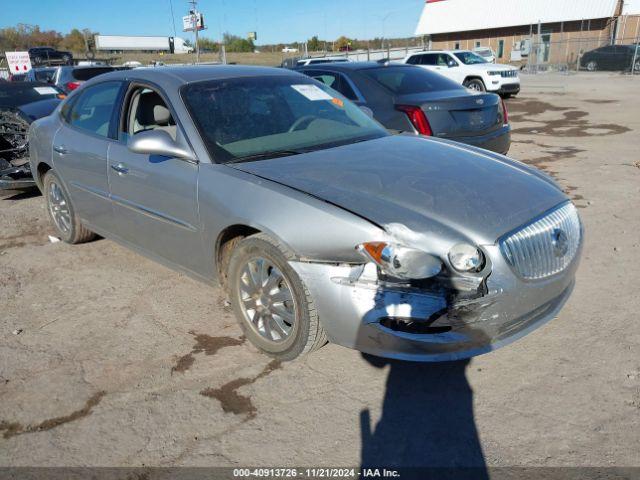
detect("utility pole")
[188,0,200,63]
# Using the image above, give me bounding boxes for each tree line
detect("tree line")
[0,24,97,53]
[1,24,422,55]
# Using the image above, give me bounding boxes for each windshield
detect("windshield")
[0,84,63,108]
[454,51,489,65]
[181,75,387,163]
[362,66,463,94]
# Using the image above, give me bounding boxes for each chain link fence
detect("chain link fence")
[521,34,640,74]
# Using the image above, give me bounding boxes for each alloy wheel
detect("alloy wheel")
[237,257,297,343]
[48,181,71,234]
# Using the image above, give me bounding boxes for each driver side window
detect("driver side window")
[125,87,177,141]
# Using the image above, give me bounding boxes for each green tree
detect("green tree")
[222,32,254,53]
[197,37,218,52]
[307,36,321,51]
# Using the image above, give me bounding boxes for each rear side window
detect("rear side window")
[71,67,115,81]
[362,66,463,94]
[305,71,358,100]
[66,81,122,137]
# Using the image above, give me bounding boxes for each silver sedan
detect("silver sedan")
[29,66,582,361]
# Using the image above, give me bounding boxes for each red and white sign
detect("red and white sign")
[5,51,33,73]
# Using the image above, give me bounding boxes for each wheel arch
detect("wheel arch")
[463,75,485,85]
[35,161,53,190]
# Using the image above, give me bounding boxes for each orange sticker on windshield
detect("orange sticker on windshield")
[332,97,344,107]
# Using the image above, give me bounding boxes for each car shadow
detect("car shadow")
[0,187,40,201]
[356,282,489,479]
[360,356,488,479]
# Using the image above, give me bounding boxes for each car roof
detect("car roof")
[297,61,414,72]
[93,65,304,86]
[408,50,469,55]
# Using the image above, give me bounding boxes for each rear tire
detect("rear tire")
[227,233,327,361]
[463,78,486,92]
[43,171,95,244]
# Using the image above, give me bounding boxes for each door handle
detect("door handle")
[53,145,68,155]
[110,163,129,175]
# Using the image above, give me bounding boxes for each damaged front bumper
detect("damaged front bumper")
[291,244,579,362]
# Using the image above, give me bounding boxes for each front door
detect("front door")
[107,86,205,275]
[52,80,124,231]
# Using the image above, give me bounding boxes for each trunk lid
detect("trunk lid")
[397,91,503,138]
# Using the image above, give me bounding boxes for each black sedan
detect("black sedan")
[297,62,510,154]
[0,82,64,191]
[580,44,640,72]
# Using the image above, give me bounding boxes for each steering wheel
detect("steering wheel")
[288,115,317,132]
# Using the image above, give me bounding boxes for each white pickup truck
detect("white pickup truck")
[402,49,520,97]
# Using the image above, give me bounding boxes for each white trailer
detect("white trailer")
[94,35,193,54]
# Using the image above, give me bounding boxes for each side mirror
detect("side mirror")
[359,105,374,118]
[447,60,458,68]
[127,129,195,161]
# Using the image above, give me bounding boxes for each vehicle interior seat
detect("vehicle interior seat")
[130,90,177,140]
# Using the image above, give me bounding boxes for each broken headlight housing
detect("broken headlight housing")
[448,243,485,272]
[356,242,441,280]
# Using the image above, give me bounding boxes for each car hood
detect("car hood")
[467,63,516,72]
[229,135,568,245]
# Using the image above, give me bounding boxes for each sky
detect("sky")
[1,0,426,44]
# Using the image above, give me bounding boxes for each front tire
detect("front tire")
[227,233,327,361]
[586,60,598,71]
[43,171,95,244]
[463,78,486,92]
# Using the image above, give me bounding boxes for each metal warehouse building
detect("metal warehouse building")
[415,0,640,67]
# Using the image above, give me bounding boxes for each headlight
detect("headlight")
[488,71,502,76]
[356,242,441,280]
[448,243,485,272]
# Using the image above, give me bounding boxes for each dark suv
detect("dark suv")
[28,47,73,66]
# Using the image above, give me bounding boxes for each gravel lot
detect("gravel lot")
[1,72,639,469]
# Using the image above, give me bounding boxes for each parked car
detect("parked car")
[29,66,582,361]
[25,67,58,83]
[403,49,520,97]
[473,47,496,64]
[0,82,64,190]
[28,47,73,66]
[49,65,117,93]
[295,57,349,67]
[580,44,640,72]
[298,62,510,154]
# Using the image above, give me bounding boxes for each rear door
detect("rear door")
[107,83,205,274]
[52,80,125,231]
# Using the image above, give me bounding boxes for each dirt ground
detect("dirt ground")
[0,72,639,469]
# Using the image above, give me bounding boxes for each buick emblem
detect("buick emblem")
[476,98,484,105]
[551,228,569,257]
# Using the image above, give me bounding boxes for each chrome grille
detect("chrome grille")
[500,203,581,280]
[500,70,518,78]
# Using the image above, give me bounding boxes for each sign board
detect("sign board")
[4,51,32,73]
[183,13,205,32]
[248,31,257,41]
